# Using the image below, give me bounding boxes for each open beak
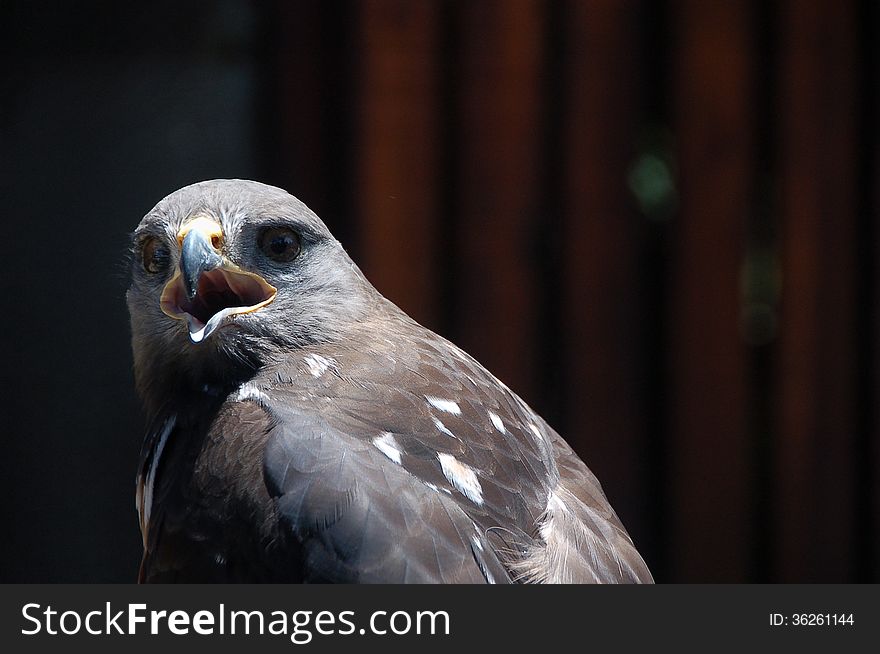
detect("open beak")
[159,217,277,343]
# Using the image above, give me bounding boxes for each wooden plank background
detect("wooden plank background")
[669,0,753,583]
[266,0,877,582]
[775,0,859,582]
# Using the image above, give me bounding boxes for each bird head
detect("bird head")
[127,179,376,409]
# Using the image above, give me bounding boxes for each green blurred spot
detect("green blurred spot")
[627,153,677,219]
[739,248,782,346]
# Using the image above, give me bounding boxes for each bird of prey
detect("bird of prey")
[127,179,652,584]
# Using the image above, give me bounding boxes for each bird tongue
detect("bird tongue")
[186,307,241,344]
[160,267,277,343]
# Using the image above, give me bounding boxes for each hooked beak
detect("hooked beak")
[159,217,277,343]
[179,217,224,299]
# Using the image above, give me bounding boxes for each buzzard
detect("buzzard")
[127,179,652,584]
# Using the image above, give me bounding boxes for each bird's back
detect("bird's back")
[139,310,652,583]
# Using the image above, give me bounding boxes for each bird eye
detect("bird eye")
[142,237,170,274]
[259,227,301,263]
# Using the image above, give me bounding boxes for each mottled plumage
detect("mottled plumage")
[128,179,652,583]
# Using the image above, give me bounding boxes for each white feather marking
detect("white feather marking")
[471,532,496,583]
[528,422,545,441]
[425,482,452,495]
[488,411,506,433]
[372,432,402,465]
[304,353,335,377]
[425,396,461,415]
[231,382,269,404]
[141,415,176,535]
[432,417,457,438]
[437,453,483,505]
[539,492,568,540]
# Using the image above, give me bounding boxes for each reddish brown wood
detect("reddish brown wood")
[355,1,441,329]
[455,0,543,403]
[669,0,753,581]
[561,0,647,551]
[775,0,858,582]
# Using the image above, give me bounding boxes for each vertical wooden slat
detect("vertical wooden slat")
[864,0,880,583]
[274,1,334,213]
[775,0,857,582]
[271,2,356,247]
[356,1,440,329]
[874,3,880,583]
[670,0,753,581]
[455,0,543,402]
[562,1,648,554]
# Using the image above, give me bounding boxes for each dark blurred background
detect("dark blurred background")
[0,0,876,583]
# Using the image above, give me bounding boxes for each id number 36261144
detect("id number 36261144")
[769,613,854,627]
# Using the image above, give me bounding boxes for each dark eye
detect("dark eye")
[141,236,170,274]
[259,226,301,263]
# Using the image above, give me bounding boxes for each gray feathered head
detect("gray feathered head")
[127,179,380,411]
